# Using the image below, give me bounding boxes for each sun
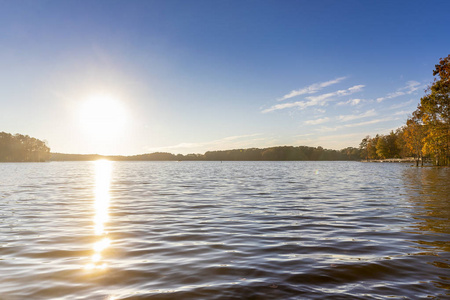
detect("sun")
[79,93,128,139]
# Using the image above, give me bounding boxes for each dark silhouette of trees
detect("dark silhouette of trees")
[129,152,178,161]
[359,136,370,160]
[0,132,50,162]
[201,146,360,161]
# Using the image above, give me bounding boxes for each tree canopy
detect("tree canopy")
[0,132,50,162]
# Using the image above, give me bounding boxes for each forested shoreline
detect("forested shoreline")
[359,55,449,166]
[50,146,361,162]
[0,132,50,162]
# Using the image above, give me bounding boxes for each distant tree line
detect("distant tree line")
[359,55,450,166]
[51,146,361,161]
[0,132,50,162]
[203,146,360,161]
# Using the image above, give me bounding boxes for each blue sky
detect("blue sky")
[1,0,449,155]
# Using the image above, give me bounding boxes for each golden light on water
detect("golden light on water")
[85,159,113,271]
[93,237,111,252]
[94,159,112,235]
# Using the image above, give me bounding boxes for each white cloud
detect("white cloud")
[306,85,364,103]
[321,132,364,139]
[315,126,339,133]
[342,117,394,128]
[337,109,377,122]
[337,98,362,106]
[304,117,330,125]
[316,117,393,132]
[393,110,412,116]
[389,100,414,109]
[262,85,365,113]
[376,81,421,103]
[261,101,307,113]
[404,80,421,92]
[278,76,347,101]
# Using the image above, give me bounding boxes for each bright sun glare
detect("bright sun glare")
[79,94,127,139]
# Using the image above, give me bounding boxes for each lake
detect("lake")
[0,161,449,299]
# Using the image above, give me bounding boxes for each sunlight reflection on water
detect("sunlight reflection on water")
[85,160,112,271]
[1,162,449,299]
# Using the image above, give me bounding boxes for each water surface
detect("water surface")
[0,161,449,299]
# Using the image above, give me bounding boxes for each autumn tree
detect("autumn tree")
[418,55,450,165]
[367,135,380,159]
[374,133,397,159]
[375,136,388,159]
[360,55,450,166]
[403,110,426,166]
[394,127,410,158]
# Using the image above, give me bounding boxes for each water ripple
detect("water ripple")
[0,161,449,299]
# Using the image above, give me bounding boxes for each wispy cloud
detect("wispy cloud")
[316,117,394,132]
[389,100,414,109]
[262,85,364,113]
[278,77,347,101]
[393,110,412,116]
[376,81,421,103]
[337,98,362,106]
[306,85,364,103]
[320,132,366,139]
[304,117,330,125]
[315,126,339,133]
[342,117,394,128]
[337,109,377,122]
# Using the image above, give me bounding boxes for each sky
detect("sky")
[1,0,449,155]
